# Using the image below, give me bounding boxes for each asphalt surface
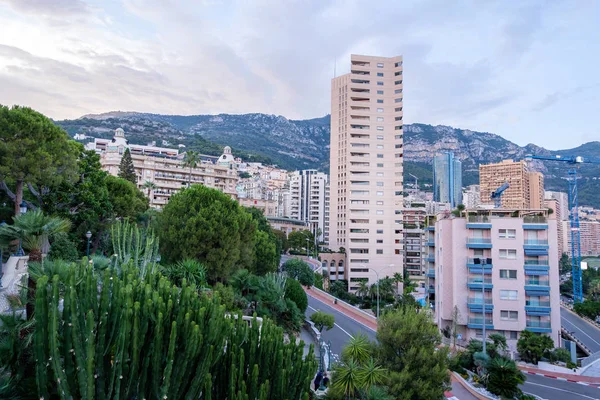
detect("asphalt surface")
[561,307,600,353]
[521,374,600,400]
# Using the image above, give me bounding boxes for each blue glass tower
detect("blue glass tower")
[433,152,463,208]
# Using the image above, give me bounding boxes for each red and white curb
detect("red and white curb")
[523,371,600,388]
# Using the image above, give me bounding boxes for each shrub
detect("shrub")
[567,361,577,369]
[161,259,207,287]
[550,348,571,363]
[486,357,525,398]
[285,278,308,313]
[282,259,314,286]
[48,232,79,261]
[517,330,554,365]
[310,311,335,332]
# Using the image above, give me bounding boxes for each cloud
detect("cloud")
[0,0,598,149]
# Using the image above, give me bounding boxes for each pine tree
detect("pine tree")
[118,148,137,184]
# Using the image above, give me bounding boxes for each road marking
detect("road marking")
[308,305,354,339]
[561,317,600,348]
[524,382,598,399]
[523,391,546,400]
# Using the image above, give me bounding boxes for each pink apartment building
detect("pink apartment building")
[428,209,560,350]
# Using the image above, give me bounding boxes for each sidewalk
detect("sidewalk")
[519,365,600,386]
[304,287,377,331]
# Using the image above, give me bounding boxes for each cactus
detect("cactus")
[32,258,317,399]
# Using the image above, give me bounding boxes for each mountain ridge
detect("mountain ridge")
[55,112,600,208]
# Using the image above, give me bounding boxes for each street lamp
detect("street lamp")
[16,202,27,256]
[86,231,92,258]
[474,257,492,354]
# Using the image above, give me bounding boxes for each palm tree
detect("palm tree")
[356,280,369,300]
[182,151,200,185]
[393,272,403,295]
[0,210,71,319]
[342,333,371,364]
[142,180,157,197]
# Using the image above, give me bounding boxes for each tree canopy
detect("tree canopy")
[282,258,315,286]
[0,105,79,216]
[157,185,256,282]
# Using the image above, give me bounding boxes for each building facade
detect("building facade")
[562,220,600,257]
[289,170,329,242]
[433,152,463,208]
[92,128,238,208]
[479,160,544,209]
[463,185,481,209]
[329,54,405,290]
[403,201,427,282]
[429,209,560,350]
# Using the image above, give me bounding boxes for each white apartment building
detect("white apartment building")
[463,185,481,209]
[289,170,329,242]
[330,54,404,291]
[428,209,560,350]
[91,128,238,208]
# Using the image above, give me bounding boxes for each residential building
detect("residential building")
[562,220,600,257]
[463,185,481,209]
[238,198,278,217]
[91,128,238,208]
[329,54,405,290]
[545,191,569,221]
[429,208,560,350]
[479,160,544,209]
[403,201,427,283]
[289,170,329,242]
[544,198,565,259]
[266,216,308,237]
[433,152,463,208]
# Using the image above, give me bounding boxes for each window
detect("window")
[377,154,384,158]
[499,249,517,259]
[376,201,384,205]
[377,126,384,131]
[376,182,384,186]
[509,331,518,340]
[394,61,402,67]
[377,72,384,77]
[395,98,402,103]
[376,172,384,177]
[377,163,384,167]
[395,107,403,112]
[377,63,384,68]
[395,135,403,139]
[377,229,383,234]
[376,239,383,244]
[377,81,384,86]
[376,210,384,215]
[377,108,384,113]
[395,126,403,130]
[395,89,402,94]
[376,249,383,254]
[377,90,384,95]
[377,135,384,140]
[377,99,384,103]
[500,269,517,279]
[473,249,484,257]
[395,116,403,121]
[394,71,402,76]
[499,229,516,239]
[395,80,402,85]
[376,145,384,149]
[395,144,403,149]
[500,310,518,321]
[376,191,384,196]
[376,117,384,122]
[500,290,518,300]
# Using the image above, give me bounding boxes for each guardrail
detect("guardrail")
[561,327,591,356]
[308,286,377,324]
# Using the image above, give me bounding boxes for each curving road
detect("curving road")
[561,307,600,353]
[305,291,600,400]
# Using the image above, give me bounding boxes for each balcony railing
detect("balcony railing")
[524,216,547,224]
[526,321,551,329]
[467,298,493,305]
[468,317,493,325]
[525,279,550,286]
[524,239,549,246]
[526,300,551,307]
[467,238,492,244]
[524,260,549,265]
[468,278,493,285]
[467,215,490,223]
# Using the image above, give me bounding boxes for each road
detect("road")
[561,307,600,353]
[305,291,600,399]
[521,374,600,400]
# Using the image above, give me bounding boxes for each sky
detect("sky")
[0,0,598,150]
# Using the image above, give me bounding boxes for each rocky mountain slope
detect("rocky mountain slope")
[55,113,600,208]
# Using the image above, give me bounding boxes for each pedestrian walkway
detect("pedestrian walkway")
[520,365,600,385]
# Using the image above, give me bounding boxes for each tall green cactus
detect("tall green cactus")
[111,219,159,278]
[33,259,316,399]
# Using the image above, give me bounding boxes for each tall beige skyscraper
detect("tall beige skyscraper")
[329,54,404,291]
[479,160,544,209]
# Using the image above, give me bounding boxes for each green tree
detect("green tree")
[32,260,317,399]
[282,258,315,286]
[106,175,148,220]
[141,180,156,197]
[285,278,308,313]
[182,150,200,185]
[517,330,554,365]
[157,185,256,282]
[486,357,525,398]
[559,252,571,275]
[273,229,289,253]
[574,300,600,320]
[246,207,280,274]
[0,105,79,216]
[375,307,450,399]
[47,232,79,262]
[310,311,334,332]
[287,229,314,253]
[117,148,137,184]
